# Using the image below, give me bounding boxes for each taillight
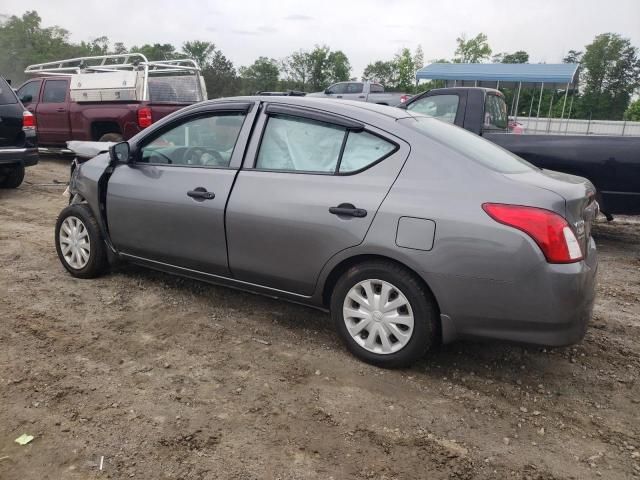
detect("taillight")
[22,111,36,131]
[400,95,409,103]
[482,203,583,263]
[137,107,153,128]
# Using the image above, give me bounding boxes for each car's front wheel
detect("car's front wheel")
[55,204,108,278]
[331,260,439,368]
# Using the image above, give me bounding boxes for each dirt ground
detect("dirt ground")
[0,158,639,480]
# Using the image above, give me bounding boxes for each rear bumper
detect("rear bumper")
[0,147,39,167]
[433,237,598,347]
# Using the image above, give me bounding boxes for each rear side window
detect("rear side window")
[0,78,17,105]
[401,116,534,174]
[42,80,67,103]
[339,131,396,173]
[484,94,508,130]
[407,95,459,124]
[370,84,384,93]
[256,114,397,174]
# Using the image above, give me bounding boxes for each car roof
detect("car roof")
[208,95,414,121]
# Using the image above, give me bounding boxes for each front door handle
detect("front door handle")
[358,95,366,99]
[187,187,215,201]
[329,203,367,218]
[336,95,343,99]
[56,107,66,113]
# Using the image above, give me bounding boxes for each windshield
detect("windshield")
[0,78,18,105]
[400,115,535,174]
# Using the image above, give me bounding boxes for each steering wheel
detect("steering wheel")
[184,147,205,166]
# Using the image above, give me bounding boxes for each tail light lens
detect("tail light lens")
[137,107,153,128]
[22,111,36,131]
[482,203,583,263]
[400,95,409,103]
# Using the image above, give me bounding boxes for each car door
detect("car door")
[106,102,256,276]
[35,78,71,145]
[325,82,348,99]
[340,82,366,101]
[225,103,410,295]
[16,79,42,112]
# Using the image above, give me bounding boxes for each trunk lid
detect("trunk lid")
[504,168,598,256]
[0,77,24,148]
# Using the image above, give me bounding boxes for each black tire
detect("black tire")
[331,260,438,368]
[55,204,109,278]
[98,133,124,142]
[0,164,25,188]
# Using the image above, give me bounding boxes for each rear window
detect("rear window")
[401,116,535,174]
[0,78,18,105]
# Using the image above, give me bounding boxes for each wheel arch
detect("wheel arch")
[320,253,440,312]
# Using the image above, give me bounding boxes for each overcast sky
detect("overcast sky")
[2,0,639,76]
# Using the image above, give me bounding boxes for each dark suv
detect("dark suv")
[0,76,38,188]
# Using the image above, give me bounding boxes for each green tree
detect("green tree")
[182,40,216,68]
[239,56,280,93]
[577,33,640,119]
[130,43,178,61]
[281,50,313,91]
[395,48,415,91]
[362,60,397,87]
[413,45,425,70]
[327,50,351,83]
[501,50,529,63]
[454,33,492,63]
[623,99,640,121]
[202,49,238,98]
[563,49,583,64]
[0,11,79,83]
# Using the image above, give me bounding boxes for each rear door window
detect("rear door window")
[346,83,364,94]
[42,80,68,103]
[484,94,508,130]
[369,83,384,93]
[407,94,459,124]
[0,78,17,105]
[256,115,345,172]
[17,80,41,104]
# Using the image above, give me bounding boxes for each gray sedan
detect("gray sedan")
[55,97,598,367]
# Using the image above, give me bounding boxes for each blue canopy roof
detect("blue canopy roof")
[416,63,579,85]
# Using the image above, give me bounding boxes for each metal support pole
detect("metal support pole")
[621,120,627,136]
[546,89,554,133]
[564,93,575,135]
[513,82,522,123]
[528,83,536,119]
[560,81,570,121]
[535,82,544,134]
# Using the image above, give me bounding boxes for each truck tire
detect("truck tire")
[331,260,439,368]
[98,133,124,142]
[55,204,109,278]
[0,164,25,189]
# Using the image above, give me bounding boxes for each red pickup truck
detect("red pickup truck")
[16,54,207,148]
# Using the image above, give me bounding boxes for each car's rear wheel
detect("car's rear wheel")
[0,164,25,188]
[55,204,108,278]
[98,133,124,142]
[331,260,438,368]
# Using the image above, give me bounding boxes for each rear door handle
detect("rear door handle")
[336,95,343,99]
[56,107,66,113]
[329,203,367,218]
[358,95,366,99]
[187,188,215,201]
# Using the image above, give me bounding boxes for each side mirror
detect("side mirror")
[109,141,130,164]
[20,94,32,104]
[324,88,332,95]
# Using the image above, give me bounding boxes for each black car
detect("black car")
[0,76,38,188]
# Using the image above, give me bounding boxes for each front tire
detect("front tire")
[55,204,108,278]
[0,164,25,188]
[331,260,438,368]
